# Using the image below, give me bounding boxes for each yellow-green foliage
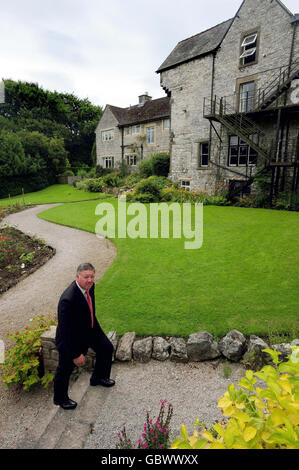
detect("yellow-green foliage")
[171,347,299,449]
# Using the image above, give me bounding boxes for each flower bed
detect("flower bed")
[0,225,55,294]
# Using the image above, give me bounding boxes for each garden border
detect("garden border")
[41,326,299,375]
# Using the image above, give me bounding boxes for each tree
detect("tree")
[0,79,103,169]
[0,130,27,176]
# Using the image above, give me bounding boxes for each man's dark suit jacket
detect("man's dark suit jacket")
[55,280,103,361]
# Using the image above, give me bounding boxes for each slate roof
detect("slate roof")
[108,96,170,126]
[156,18,233,73]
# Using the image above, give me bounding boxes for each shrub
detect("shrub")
[60,169,74,176]
[134,178,161,201]
[134,192,158,203]
[138,158,154,178]
[1,314,57,391]
[171,347,299,449]
[151,153,170,177]
[147,175,170,190]
[75,178,104,192]
[102,172,122,188]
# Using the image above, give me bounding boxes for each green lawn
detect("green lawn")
[38,199,299,339]
[0,184,111,208]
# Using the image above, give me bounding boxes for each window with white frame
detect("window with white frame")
[102,129,114,141]
[103,156,114,168]
[163,118,170,130]
[180,180,191,191]
[228,135,258,166]
[125,127,131,136]
[200,142,209,167]
[146,126,155,144]
[126,154,137,166]
[132,125,140,135]
[240,32,258,66]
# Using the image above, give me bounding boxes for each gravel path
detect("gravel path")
[0,204,246,449]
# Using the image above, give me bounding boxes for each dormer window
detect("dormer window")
[240,32,258,66]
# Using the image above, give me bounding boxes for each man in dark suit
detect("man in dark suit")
[53,262,114,410]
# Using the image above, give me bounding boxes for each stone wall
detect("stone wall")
[160,0,299,193]
[96,106,170,171]
[41,325,298,375]
[95,107,122,168]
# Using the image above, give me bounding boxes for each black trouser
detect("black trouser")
[53,332,113,403]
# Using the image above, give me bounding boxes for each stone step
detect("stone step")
[36,370,91,449]
[32,368,115,449]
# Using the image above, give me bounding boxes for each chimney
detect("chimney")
[138,92,152,106]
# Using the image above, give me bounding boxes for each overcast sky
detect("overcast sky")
[0,0,298,109]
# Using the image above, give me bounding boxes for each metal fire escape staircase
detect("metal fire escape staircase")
[203,61,299,197]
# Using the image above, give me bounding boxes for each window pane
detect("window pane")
[240,48,256,59]
[230,136,238,146]
[241,33,257,47]
[163,119,170,129]
[229,155,238,166]
[147,127,154,144]
[200,142,209,166]
[230,146,238,156]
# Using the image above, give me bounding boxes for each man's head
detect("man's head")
[76,263,95,291]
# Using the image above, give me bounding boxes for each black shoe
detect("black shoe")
[54,398,77,410]
[90,378,115,387]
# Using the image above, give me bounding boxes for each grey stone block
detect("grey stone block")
[169,337,188,363]
[133,337,153,363]
[115,332,136,361]
[219,330,247,362]
[187,331,220,361]
[152,337,170,361]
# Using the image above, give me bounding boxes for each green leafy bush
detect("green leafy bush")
[151,153,170,177]
[102,172,122,188]
[75,178,104,192]
[134,178,161,201]
[1,314,57,391]
[138,153,170,178]
[134,193,158,203]
[171,347,299,449]
[138,158,154,178]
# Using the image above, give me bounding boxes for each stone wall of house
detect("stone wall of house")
[160,0,298,194]
[96,107,170,171]
[213,0,299,181]
[160,55,219,193]
[95,107,122,169]
[122,120,170,168]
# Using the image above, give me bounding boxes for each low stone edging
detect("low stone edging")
[40,326,299,375]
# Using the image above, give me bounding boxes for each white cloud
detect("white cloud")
[0,0,298,108]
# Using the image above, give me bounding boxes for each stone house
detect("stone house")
[156,0,299,197]
[95,93,170,171]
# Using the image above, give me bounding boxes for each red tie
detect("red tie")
[86,289,94,328]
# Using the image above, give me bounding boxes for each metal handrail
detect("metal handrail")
[203,60,299,116]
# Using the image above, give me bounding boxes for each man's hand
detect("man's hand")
[73,354,85,367]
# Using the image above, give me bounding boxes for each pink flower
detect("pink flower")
[159,445,162,449]
[142,443,148,449]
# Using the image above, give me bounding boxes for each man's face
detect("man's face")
[76,270,95,291]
